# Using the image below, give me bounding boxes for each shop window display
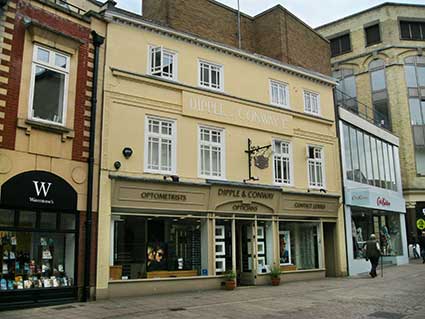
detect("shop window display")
[279,222,320,270]
[215,220,232,275]
[351,209,403,259]
[0,210,76,292]
[112,216,207,280]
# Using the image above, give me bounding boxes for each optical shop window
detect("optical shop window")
[111,216,208,280]
[254,221,274,274]
[351,209,402,259]
[279,222,320,270]
[0,209,76,291]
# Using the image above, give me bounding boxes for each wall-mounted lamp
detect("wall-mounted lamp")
[163,175,180,183]
[114,161,121,170]
[122,147,133,159]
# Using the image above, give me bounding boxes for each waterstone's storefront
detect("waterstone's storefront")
[100,176,342,299]
[0,171,78,309]
[345,188,408,275]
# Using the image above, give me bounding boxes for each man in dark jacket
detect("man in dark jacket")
[365,234,381,278]
[418,231,425,264]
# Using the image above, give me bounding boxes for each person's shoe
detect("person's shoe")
[423,260,425,264]
[369,272,373,277]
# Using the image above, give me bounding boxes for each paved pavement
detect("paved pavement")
[2,260,425,319]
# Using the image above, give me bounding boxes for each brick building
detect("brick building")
[317,3,425,246]
[142,0,331,75]
[0,0,105,309]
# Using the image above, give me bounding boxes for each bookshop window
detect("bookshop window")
[0,209,76,291]
[279,221,320,270]
[112,215,208,280]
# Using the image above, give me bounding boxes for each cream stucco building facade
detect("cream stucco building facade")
[96,4,347,299]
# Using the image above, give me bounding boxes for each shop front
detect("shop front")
[345,188,408,275]
[0,171,78,310]
[103,176,343,298]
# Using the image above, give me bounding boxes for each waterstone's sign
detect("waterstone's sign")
[0,170,77,211]
[183,92,293,134]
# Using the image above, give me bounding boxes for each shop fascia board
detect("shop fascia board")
[103,10,337,87]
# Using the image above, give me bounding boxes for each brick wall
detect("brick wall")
[1,0,92,162]
[142,0,331,75]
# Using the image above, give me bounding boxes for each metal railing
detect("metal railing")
[334,88,391,131]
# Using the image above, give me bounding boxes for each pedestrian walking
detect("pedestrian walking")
[365,234,381,278]
[418,231,425,264]
[412,237,420,259]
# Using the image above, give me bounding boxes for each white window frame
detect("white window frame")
[28,45,70,126]
[147,45,178,81]
[144,116,177,175]
[272,139,293,186]
[198,59,224,92]
[303,90,321,115]
[198,125,226,179]
[307,145,326,189]
[269,79,290,109]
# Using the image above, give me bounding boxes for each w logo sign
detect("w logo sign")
[33,181,52,197]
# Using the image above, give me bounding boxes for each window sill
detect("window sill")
[17,118,74,142]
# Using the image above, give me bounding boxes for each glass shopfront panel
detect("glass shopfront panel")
[112,215,207,280]
[0,210,76,292]
[279,222,320,270]
[351,208,403,259]
[215,219,232,275]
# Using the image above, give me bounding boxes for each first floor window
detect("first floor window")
[199,126,225,178]
[111,215,208,280]
[308,146,324,188]
[279,221,321,270]
[149,46,177,80]
[30,45,69,125]
[273,140,291,185]
[199,61,223,91]
[145,117,176,173]
[270,80,289,108]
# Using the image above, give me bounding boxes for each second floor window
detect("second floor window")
[400,21,425,41]
[330,33,351,57]
[270,80,289,108]
[273,140,291,185]
[365,24,381,46]
[199,61,223,91]
[149,46,177,80]
[307,146,324,188]
[199,126,225,178]
[304,91,320,115]
[145,117,176,173]
[30,45,69,125]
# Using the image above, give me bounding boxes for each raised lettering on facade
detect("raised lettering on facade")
[140,192,187,201]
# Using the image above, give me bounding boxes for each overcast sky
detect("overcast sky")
[118,0,425,28]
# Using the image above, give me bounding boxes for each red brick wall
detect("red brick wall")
[142,0,331,75]
[1,0,92,160]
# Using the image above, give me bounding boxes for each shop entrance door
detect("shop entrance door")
[236,220,256,286]
[323,222,337,277]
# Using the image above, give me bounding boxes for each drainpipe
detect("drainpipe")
[333,92,350,277]
[84,30,104,302]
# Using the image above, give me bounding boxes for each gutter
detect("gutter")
[83,30,104,302]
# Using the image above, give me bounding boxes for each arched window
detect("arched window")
[333,68,358,112]
[369,59,391,130]
[404,56,425,175]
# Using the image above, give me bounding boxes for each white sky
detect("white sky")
[117,0,425,28]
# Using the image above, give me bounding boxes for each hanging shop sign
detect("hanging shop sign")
[0,170,77,211]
